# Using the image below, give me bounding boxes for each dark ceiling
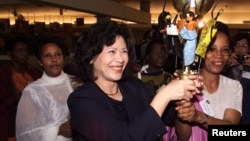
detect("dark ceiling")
[0,0,249,29]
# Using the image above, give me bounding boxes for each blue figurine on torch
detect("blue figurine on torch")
[176,0,199,79]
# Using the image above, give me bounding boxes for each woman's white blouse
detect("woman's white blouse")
[202,75,243,119]
[16,71,73,141]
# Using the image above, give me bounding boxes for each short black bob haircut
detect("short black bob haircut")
[73,21,134,83]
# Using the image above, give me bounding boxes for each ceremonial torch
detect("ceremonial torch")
[171,0,215,79]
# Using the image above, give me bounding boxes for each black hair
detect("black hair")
[35,34,68,61]
[73,21,134,83]
[5,35,28,52]
[145,38,167,56]
[231,32,250,50]
[215,21,230,38]
[158,11,171,29]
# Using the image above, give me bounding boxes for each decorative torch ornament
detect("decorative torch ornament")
[171,0,222,79]
[175,0,200,79]
[160,0,222,79]
[172,0,215,18]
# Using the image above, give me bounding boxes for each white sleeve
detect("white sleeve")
[230,81,243,115]
[16,86,66,141]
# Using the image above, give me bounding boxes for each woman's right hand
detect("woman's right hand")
[58,121,72,138]
[151,74,203,117]
[167,74,203,101]
[164,78,199,101]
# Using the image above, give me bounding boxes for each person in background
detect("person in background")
[175,21,242,141]
[0,35,42,141]
[16,34,75,141]
[135,38,176,141]
[133,26,164,73]
[224,32,250,124]
[136,38,174,97]
[67,20,203,141]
